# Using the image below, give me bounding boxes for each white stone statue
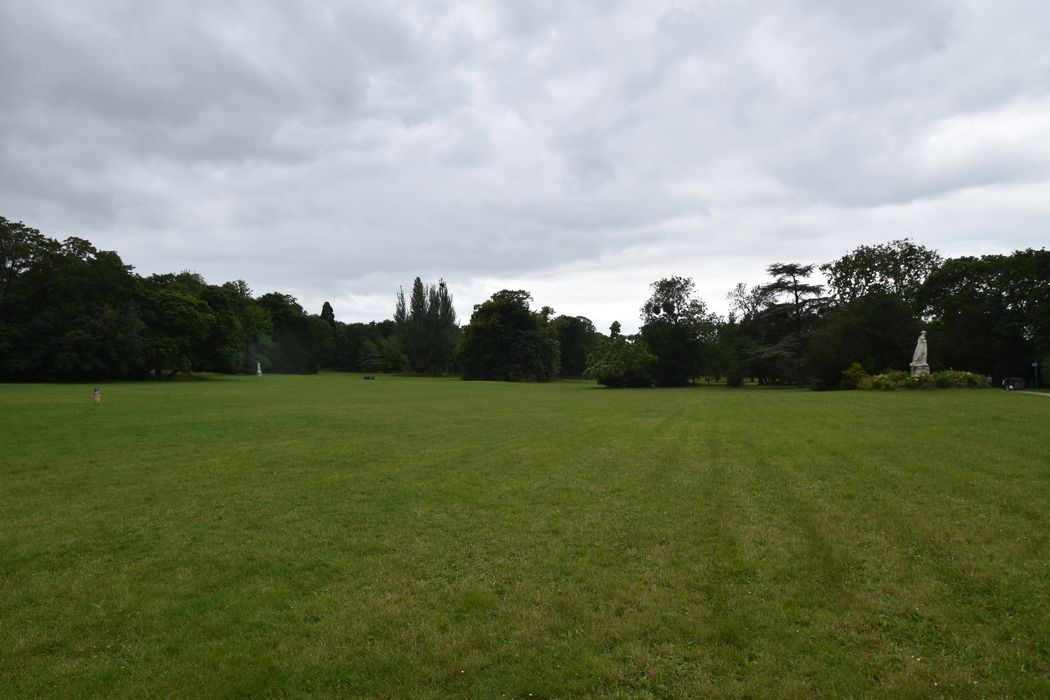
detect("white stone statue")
[911,331,928,365]
[909,330,929,376]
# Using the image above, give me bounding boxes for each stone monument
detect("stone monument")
[909,330,929,377]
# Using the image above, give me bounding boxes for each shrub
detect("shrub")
[869,369,908,390]
[872,374,896,390]
[930,369,984,388]
[885,369,908,384]
[866,368,987,390]
[584,336,656,388]
[840,362,871,390]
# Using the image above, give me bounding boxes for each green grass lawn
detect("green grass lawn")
[2,375,1048,698]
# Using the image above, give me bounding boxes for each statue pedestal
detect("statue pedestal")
[910,363,929,377]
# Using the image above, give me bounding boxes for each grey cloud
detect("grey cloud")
[2,0,1049,328]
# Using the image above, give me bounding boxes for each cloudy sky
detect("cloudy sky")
[3,1,1049,333]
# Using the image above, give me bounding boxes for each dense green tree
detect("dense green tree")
[1,223,147,380]
[549,315,600,378]
[919,249,1050,379]
[256,293,320,373]
[307,302,335,368]
[141,275,215,376]
[584,334,655,387]
[458,290,560,381]
[379,337,409,372]
[639,277,718,386]
[710,318,746,386]
[198,281,272,374]
[805,242,938,388]
[357,340,384,372]
[1,217,51,303]
[314,301,339,367]
[331,321,398,372]
[821,239,942,306]
[373,319,397,340]
[333,322,367,370]
[806,292,920,389]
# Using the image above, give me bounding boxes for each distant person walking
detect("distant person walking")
[91,387,102,406]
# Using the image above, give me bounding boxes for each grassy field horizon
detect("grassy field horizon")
[2,374,1048,697]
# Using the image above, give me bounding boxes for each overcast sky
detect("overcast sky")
[2,1,1049,333]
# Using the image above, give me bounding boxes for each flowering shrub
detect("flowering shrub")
[872,373,896,391]
[934,369,983,388]
[864,368,985,390]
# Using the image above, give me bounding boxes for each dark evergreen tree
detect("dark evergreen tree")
[311,302,336,368]
[320,301,336,324]
[357,339,384,372]
[744,263,826,384]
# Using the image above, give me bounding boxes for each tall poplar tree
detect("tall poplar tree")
[394,277,459,374]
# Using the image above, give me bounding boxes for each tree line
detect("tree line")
[1,216,407,379]
[2,215,1047,387]
[587,240,1049,388]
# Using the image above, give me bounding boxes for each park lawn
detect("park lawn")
[1,374,1048,698]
